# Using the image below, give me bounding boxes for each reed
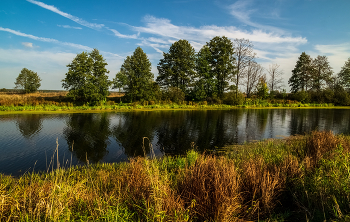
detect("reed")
[1,131,350,221]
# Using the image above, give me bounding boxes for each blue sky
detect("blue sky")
[1,0,349,90]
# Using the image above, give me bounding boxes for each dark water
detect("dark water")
[1,109,350,175]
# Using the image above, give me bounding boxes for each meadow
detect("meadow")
[1,131,350,221]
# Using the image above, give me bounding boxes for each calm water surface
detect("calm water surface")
[1,109,350,175]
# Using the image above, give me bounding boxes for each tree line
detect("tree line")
[13,36,350,106]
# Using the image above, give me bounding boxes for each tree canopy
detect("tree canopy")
[289,52,313,93]
[338,58,350,89]
[113,47,155,102]
[157,39,196,95]
[206,36,236,97]
[14,68,41,93]
[62,49,111,105]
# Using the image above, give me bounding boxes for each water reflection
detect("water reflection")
[1,109,350,175]
[63,113,111,163]
[16,114,43,138]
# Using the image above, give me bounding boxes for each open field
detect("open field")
[1,131,350,221]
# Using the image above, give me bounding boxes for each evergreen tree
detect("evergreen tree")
[193,45,217,100]
[311,55,333,91]
[157,40,196,95]
[15,68,41,93]
[338,58,350,90]
[288,52,313,93]
[62,49,111,105]
[206,36,236,98]
[113,47,154,102]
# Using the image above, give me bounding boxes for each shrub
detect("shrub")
[223,91,244,105]
[162,87,185,104]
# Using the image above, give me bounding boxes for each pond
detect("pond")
[1,109,350,175]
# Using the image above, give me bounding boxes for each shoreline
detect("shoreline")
[0,103,348,115]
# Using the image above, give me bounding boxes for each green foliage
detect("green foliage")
[62,49,111,105]
[162,86,185,103]
[256,77,269,99]
[222,91,244,105]
[14,68,41,93]
[206,36,236,98]
[193,45,217,100]
[113,47,155,102]
[333,87,350,106]
[293,90,310,103]
[289,52,313,93]
[157,39,196,94]
[311,55,333,91]
[338,58,350,89]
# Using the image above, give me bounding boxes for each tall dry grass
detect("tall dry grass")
[0,91,124,106]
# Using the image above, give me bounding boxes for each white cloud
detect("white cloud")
[0,27,92,51]
[57,25,82,30]
[228,0,285,34]
[132,15,306,46]
[0,48,124,90]
[26,0,104,30]
[107,28,139,39]
[21,42,33,48]
[314,43,350,73]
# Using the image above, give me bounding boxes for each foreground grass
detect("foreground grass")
[1,131,350,221]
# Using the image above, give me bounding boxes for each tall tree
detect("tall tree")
[157,40,196,95]
[267,64,284,93]
[288,52,313,93]
[233,38,256,97]
[338,58,350,90]
[207,36,236,97]
[311,55,333,91]
[113,47,154,102]
[62,49,111,105]
[242,61,264,97]
[193,45,217,100]
[15,68,41,93]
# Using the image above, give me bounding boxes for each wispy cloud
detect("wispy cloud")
[131,15,306,52]
[0,47,124,89]
[314,43,350,73]
[21,42,33,48]
[0,27,92,51]
[228,0,285,34]
[107,28,139,39]
[26,0,104,30]
[57,25,82,30]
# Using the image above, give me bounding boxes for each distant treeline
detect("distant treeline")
[10,36,350,106]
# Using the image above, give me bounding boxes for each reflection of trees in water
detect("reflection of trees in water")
[112,112,161,157]
[16,114,43,138]
[290,109,350,135]
[111,110,246,156]
[63,113,111,163]
[243,109,269,141]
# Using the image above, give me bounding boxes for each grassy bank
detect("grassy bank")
[1,131,350,221]
[0,91,342,114]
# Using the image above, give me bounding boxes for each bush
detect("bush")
[223,91,244,105]
[293,90,310,103]
[162,87,185,104]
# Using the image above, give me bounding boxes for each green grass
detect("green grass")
[2,131,350,221]
[0,102,342,115]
